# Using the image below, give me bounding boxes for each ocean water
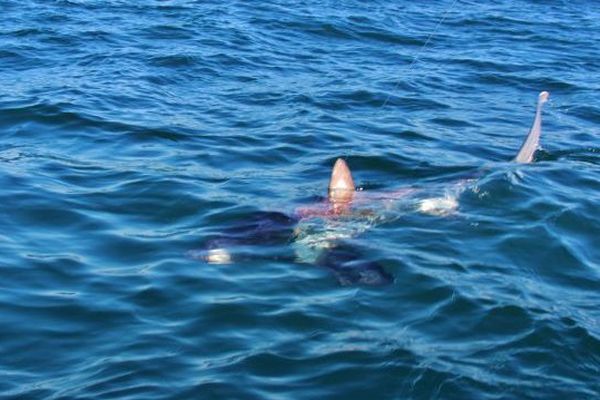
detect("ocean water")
[1,0,599,398]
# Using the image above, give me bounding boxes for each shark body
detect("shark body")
[192,91,550,286]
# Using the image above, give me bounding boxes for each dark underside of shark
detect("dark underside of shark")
[193,210,394,286]
[190,91,550,286]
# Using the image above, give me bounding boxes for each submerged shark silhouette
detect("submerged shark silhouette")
[192,91,550,285]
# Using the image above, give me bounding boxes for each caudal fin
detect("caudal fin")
[514,91,550,163]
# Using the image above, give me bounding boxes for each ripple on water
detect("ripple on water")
[1,0,599,399]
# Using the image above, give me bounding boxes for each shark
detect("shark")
[191,91,550,285]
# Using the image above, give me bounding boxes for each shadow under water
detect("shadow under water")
[189,210,393,286]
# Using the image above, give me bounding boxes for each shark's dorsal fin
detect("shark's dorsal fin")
[328,158,355,203]
[514,91,550,163]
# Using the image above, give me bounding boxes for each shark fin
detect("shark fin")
[328,158,355,203]
[514,91,549,163]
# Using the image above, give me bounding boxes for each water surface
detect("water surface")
[1,0,599,398]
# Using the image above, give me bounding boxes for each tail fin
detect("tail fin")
[328,158,355,203]
[514,91,550,163]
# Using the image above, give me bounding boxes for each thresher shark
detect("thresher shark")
[190,92,550,286]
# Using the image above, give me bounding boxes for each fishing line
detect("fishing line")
[343,0,459,160]
[380,0,459,110]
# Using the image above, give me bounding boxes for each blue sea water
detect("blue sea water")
[1,0,599,398]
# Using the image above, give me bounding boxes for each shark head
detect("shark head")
[328,158,355,212]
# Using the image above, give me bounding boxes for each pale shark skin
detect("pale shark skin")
[514,91,550,163]
[418,90,550,214]
[328,158,355,211]
[329,158,355,192]
[304,91,551,219]
[197,91,550,283]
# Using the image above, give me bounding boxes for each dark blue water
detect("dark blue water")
[1,0,599,398]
